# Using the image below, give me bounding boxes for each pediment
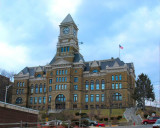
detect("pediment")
[113,61,119,67]
[91,61,99,67]
[36,66,43,72]
[54,59,70,65]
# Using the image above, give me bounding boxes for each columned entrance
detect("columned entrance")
[55,94,66,109]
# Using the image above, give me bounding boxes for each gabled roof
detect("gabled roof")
[61,14,75,24]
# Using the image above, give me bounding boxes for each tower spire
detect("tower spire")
[61,14,75,24]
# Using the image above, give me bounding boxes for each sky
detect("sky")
[0,0,160,106]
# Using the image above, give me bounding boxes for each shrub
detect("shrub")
[75,112,79,116]
[104,118,108,121]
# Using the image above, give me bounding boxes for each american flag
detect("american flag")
[119,44,124,49]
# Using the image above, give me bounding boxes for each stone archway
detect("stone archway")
[55,94,66,109]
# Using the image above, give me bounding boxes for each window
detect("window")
[16,89,19,95]
[19,89,21,94]
[62,84,64,90]
[37,74,41,77]
[30,97,33,104]
[119,83,122,89]
[93,69,98,73]
[56,70,58,75]
[17,82,19,87]
[85,81,89,90]
[65,69,67,74]
[56,94,66,102]
[96,80,99,90]
[44,84,46,93]
[64,84,67,90]
[43,97,46,104]
[62,70,64,75]
[119,75,122,80]
[35,84,38,93]
[49,95,51,103]
[65,77,67,82]
[85,95,88,102]
[96,94,99,102]
[59,70,61,75]
[59,77,61,82]
[64,47,66,52]
[49,79,52,84]
[50,72,53,76]
[67,46,70,52]
[23,82,25,87]
[49,86,52,92]
[112,75,114,81]
[39,97,42,104]
[101,80,105,90]
[73,94,78,102]
[91,80,94,90]
[22,89,24,94]
[61,47,63,52]
[31,85,34,94]
[116,83,118,89]
[113,93,122,101]
[74,85,78,90]
[116,75,118,81]
[59,85,61,90]
[20,82,22,87]
[34,97,37,104]
[39,84,43,93]
[56,77,58,82]
[75,70,77,73]
[101,94,105,102]
[112,84,114,89]
[16,97,22,104]
[74,77,78,82]
[62,77,64,82]
[91,94,94,102]
[55,85,58,90]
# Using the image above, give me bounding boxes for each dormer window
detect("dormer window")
[93,69,98,73]
[37,74,41,77]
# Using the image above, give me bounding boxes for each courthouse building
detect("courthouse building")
[12,14,135,110]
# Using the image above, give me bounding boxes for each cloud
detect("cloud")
[45,0,82,29]
[0,42,29,71]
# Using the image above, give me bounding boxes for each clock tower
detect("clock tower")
[54,14,79,62]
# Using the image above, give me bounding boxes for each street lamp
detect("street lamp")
[5,84,13,103]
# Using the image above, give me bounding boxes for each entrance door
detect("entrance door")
[55,94,66,109]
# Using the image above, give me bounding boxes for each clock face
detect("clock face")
[63,27,70,34]
[73,29,76,36]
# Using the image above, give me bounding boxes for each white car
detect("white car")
[153,119,160,128]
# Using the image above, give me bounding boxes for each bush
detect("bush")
[117,116,122,120]
[80,113,88,118]
[75,112,80,116]
[110,117,114,120]
[104,118,108,121]
[144,114,148,118]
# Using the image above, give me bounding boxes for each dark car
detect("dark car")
[142,117,160,124]
[81,118,97,126]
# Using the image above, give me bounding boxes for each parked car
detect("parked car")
[142,117,160,124]
[81,118,97,126]
[95,123,105,127]
[153,119,160,128]
[45,120,62,126]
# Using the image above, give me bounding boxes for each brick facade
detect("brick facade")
[12,14,136,111]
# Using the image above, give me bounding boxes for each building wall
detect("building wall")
[0,75,12,103]
[0,101,38,128]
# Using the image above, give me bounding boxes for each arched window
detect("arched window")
[101,79,105,90]
[22,82,25,87]
[31,85,34,94]
[35,84,38,93]
[44,84,46,93]
[119,75,122,80]
[113,93,122,101]
[20,82,22,87]
[85,81,89,90]
[43,97,46,104]
[16,97,22,104]
[39,84,42,93]
[96,80,99,90]
[93,69,98,73]
[56,94,66,102]
[17,82,19,87]
[91,80,94,90]
[37,74,41,77]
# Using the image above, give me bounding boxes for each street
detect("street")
[105,124,152,128]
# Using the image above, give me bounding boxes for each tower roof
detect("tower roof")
[61,14,75,24]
